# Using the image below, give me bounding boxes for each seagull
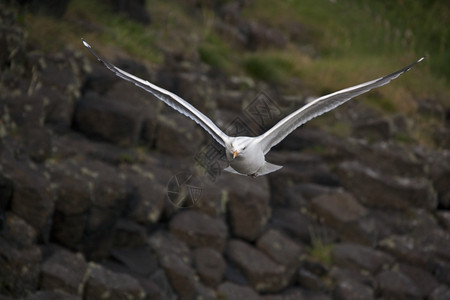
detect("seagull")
[82,39,424,177]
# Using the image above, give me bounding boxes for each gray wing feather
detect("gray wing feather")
[257,57,424,154]
[82,39,229,147]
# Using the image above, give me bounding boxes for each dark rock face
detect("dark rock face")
[84,263,145,300]
[226,239,288,292]
[40,247,88,296]
[8,164,55,242]
[376,269,422,300]
[110,247,158,277]
[256,229,304,269]
[226,176,271,241]
[338,160,437,210]
[217,281,260,300]
[331,243,394,273]
[25,290,81,300]
[159,253,197,299]
[169,210,228,251]
[73,92,145,146]
[269,208,312,243]
[0,236,42,297]
[1,2,449,299]
[194,247,226,287]
[310,191,369,243]
[107,0,151,24]
[155,112,205,157]
[332,278,374,300]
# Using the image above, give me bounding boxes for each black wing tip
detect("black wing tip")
[81,38,105,65]
[403,56,425,73]
[413,56,425,66]
[81,38,91,49]
[380,56,425,81]
[407,56,425,69]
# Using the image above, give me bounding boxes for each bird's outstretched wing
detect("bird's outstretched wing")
[82,39,230,147]
[256,57,425,154]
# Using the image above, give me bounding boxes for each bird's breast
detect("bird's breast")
[229,149,265,176]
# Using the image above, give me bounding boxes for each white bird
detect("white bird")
[82,39,424,177]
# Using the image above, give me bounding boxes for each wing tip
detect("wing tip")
[81,38,91,49]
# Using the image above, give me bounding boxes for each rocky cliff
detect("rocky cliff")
[1,1,449,299]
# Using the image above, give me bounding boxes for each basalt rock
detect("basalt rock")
[226,239,288,293]
[224,175,271,241]
[331,242,394,273]
[84,263,145,300]
[169,210,228,251]
[194,247,226,287]
[337,160,437,210]
[40,246,88,296]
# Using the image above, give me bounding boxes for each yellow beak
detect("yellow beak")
[232,150,238,159]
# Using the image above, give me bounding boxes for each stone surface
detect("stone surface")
[246,20,288,50]
[397,263,439,298]
[337,160,437,210]
[352,116,391,142]
[0,175,13,226]
[110,247,158,277]
[112,219,148,248]
[379,234,422,262]
[73,92,144,146]
[107,0,151,24]
[169,210,228,251]
[7,163,55,242]
[217,282,260,300]
[331,242,394,273]
[429,285,450,300]
[269,208,312,243]
[224,175,271,241]
[269,152,339,205]
[122,167,165,226]
[256,229,304,269]
[41,247,88,295]
[376,269,422,300]
[159,253,197,299]
[148,230,192,265]
[310,191,369,243]
[1,212,37,248]
[296,268,325,291]
[155,112,205,157]
[25,290,81,300]
[310,191,367,224]
[333,278,374,300]
[194,247,226,287]
[226,239,288,292]
[84,263,145,300]
[0,237,42,297]
[329,267,375,288]
[436,211,450,230]
[49,163,93,249]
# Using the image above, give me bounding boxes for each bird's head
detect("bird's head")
[226,137,252,161]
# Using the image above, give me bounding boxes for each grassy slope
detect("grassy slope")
[21,0,449,146]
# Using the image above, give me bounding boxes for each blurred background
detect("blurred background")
[1,0,449,299]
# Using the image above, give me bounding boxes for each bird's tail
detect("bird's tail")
[258,162,283,176]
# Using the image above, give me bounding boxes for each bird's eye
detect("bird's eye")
[242,147,246,150]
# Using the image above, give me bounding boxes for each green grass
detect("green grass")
[21,0,449,91]
[243,0,449,99]
[242,54,293,83]
[307,225,334,266]
[198,34,235,73]
[14,0,449,148]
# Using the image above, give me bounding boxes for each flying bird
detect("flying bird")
[82,39,424,177]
